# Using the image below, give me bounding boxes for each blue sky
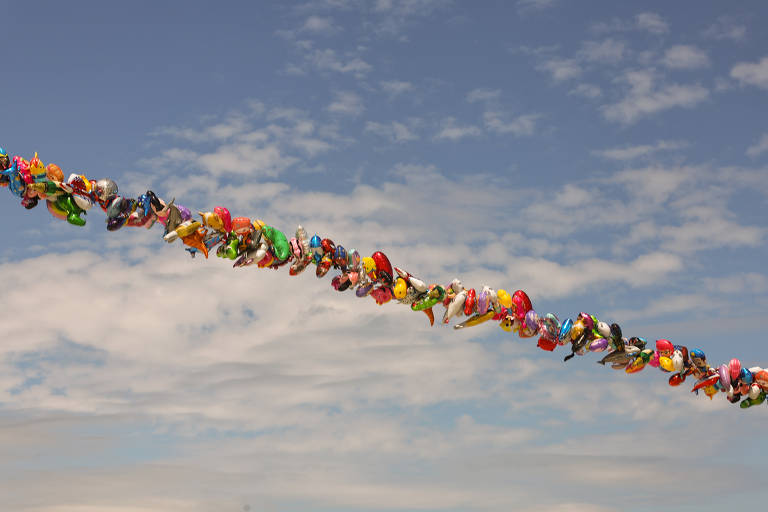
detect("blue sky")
[2,1,768,511]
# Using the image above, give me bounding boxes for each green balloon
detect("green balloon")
[56,196,86,227]
[262,226,290,262]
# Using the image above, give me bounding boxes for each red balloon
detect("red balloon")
[371,251,393,285]
[464,288,476,316]
[511,290,532,320]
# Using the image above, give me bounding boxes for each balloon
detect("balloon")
[510,290,532,320]
[496,289,512,309]
[348,248,362,272]
[729,359,742,382]
[626,349,653,374]
[537,335,557,351]
[454,311,495,330]
[28,152,46,181]
[199,211,224,231]
[362,257,376,278]
[442,289,467,324]
[55,195,86,226]
[659,356,674,373]
[588,338,609,352]
[316,253,332,277]
[559,318,573,345]
[718,364,731,390]
[333,245,348,269]
[46,199,68,221]
[464,288,476,316]
[669,373,686,386]
[371,251,393,285]
[753,370,768,391]
[525,310,539,332]
[411,285,445,312]
[262,226,291,262]
[656,339,674,357]
[370,285,393,305]
[393,277,408,299]
[213,206,232,233]
[477,286,491,315]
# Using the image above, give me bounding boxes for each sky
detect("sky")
[1,0,768,510]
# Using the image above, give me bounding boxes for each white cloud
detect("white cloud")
[310,48,372,75]
[704,273,768,295]
[536,58,582,82]
[601,70,709,124]
[380,80,414,97]
[661,45,710,69]
[730,56,768,90]
[302,15,339,34]
[150,117,251,143]
[703,17,746,41]
[433,117,482,141]
[365,120,419,143]
[327,91,365,116]
[746,133,768,157]
[516,0,558,11]
[483,111,540,136]
[466,88,501,103]
[635,12,669,34]
[578,39,625,64]
[593,140,687,160]
[590,12,668,36]
[568,83,602,99]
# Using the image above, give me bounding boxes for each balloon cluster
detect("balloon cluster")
[1,147,766,409]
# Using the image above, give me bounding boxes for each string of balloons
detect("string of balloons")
[1,146,765,409]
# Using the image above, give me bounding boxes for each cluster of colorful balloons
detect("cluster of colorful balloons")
[1,146,766,409]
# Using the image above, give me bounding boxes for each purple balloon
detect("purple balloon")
[718,364,731,390]
[588,338,609,352]
[356,283,374,297]
[176,204,192,222]
[477,290,489,315]
[525,310,539,331]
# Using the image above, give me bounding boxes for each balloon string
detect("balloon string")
[1,148,764,409]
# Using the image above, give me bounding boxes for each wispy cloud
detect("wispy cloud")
[536,58,582,82]
[746,133,768,157]
[302,15,339,34]
[577,38,625,64]
[661,45,710,69]
[568,83,602,99]
[365,120,419,143]
[483,111,540,136]
[327,91,365,116]
[635,12,669,34]
[466,88,501,103]
[591,11,669,35]
[730,56,768,89]
[516,0,558,12]
[703,16,747,41]
[380,80,414,97]
[433,117,482,141]
[601,70,708,124]
[593,140,687,161]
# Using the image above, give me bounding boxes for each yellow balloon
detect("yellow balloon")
[199,211,224,231]
[497,289,512,309]
[393,277,407,299]
[570,321,585,341]
[175,220,202,238]
[362,257,376,275]
[499,316,514,332]
[659,356,674,372]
